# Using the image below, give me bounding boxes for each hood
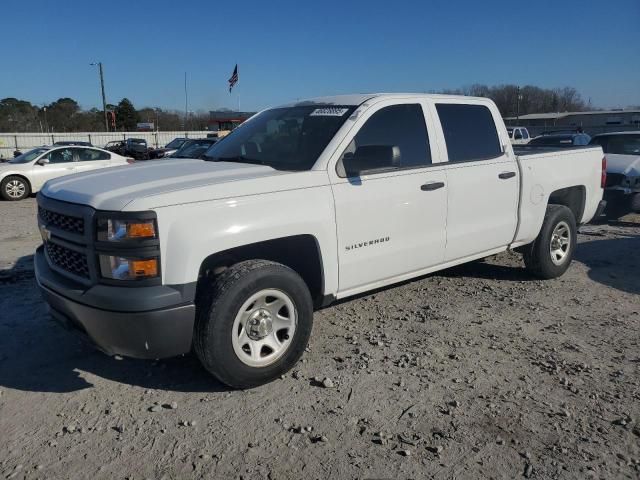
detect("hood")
[606,153,640,176]
[0,161,30,172]
[41,158,292,211]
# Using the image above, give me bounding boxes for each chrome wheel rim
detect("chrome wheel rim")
[549,221,571,265]
[5,180,26,199]
[231,289,297,367]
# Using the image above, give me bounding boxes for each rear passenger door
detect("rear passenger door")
[430,101,519,262]
[72,148,112,174]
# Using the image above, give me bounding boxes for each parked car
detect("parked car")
[589,131,640,218]
[506,126,530,145]
[170,138,217,159]
[53,141,93,147]
[528,133,591,147]
[35,93,605,388]
[0,145,131,201]
[105,138,149,160]
[148,138,189,159]
[539,129,580,136]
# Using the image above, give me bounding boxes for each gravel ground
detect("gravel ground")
[0,197,639,479]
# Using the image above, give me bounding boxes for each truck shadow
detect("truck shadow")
[2,231,637,395]
[0,256,230,394]
[573,234,640,295]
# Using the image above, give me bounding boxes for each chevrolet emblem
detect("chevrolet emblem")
[39,224,51,242]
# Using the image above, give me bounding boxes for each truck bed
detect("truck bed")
[513,145,594,156]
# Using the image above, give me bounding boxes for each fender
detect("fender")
[154,183,339,297]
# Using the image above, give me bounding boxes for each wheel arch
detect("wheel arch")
[1,173,33,196]
[197,234,327,308]
[548,185,586,223]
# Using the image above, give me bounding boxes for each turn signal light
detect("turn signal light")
[601,156,607,189]
[128,222,156,238]
[130,259,158,278]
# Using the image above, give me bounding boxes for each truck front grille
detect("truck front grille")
[45,242,90,279]
[39,207,85,235]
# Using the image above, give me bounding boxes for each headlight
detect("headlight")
[97,218,157,242]
[99,255,159,280]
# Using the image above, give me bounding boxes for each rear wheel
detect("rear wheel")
[1,176,30,201]
[523,205,577,279]
[194,260,313,389]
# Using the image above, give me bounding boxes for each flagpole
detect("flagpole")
[237,94,240,112]
[184,71,188,134]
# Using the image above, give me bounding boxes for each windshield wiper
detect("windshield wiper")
[208,155,268,166]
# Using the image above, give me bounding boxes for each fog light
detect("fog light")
[99,255,159,280]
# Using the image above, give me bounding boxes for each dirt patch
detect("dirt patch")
[1,198,639,479]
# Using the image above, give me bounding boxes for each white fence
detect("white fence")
[0,131,211,159]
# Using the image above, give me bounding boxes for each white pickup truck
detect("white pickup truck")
[34,94,606,388]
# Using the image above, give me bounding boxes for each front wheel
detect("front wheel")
[1,175,31,201]
[194,260,313,389]
[523,205,577,279]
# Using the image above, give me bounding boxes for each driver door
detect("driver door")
[329,101,448,297]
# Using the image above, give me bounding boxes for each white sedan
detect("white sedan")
[0,146,131,201]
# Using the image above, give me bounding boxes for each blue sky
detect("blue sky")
[2,0,639,112]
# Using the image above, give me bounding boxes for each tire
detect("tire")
[1,175,30,201]
[194,259,313,389]
[523,205,577,279]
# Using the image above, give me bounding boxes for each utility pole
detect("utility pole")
[90,62,109,131]
[516,86,522,123]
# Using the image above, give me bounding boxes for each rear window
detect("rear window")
[436,104,502,162]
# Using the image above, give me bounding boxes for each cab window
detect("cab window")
[47,148,75,164]
[338,104,431,176]
[75,148,110,161]
[436,104,502,162]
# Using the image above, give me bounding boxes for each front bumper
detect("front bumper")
[35,246,196,359]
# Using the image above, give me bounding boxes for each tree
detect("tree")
[45,98,81,131]
[114,98,140,131]
[0,98,40,131]
[436,84,588,117]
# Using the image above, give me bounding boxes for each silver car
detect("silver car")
[0,146,131,201]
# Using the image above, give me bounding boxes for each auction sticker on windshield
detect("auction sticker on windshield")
[310,108,350,116]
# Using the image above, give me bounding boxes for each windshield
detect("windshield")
[173,140,216,158]
[9,147,49,164]
[202,105,356,170]
[165,138,187,149]
[592,134,640,155]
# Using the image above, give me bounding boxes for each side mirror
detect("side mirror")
[37,157,50,166]
[342,145,401,177]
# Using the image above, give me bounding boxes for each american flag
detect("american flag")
[228,64,238,92]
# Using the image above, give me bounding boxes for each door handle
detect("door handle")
[420,181,445,191]
[498,171,516,179]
